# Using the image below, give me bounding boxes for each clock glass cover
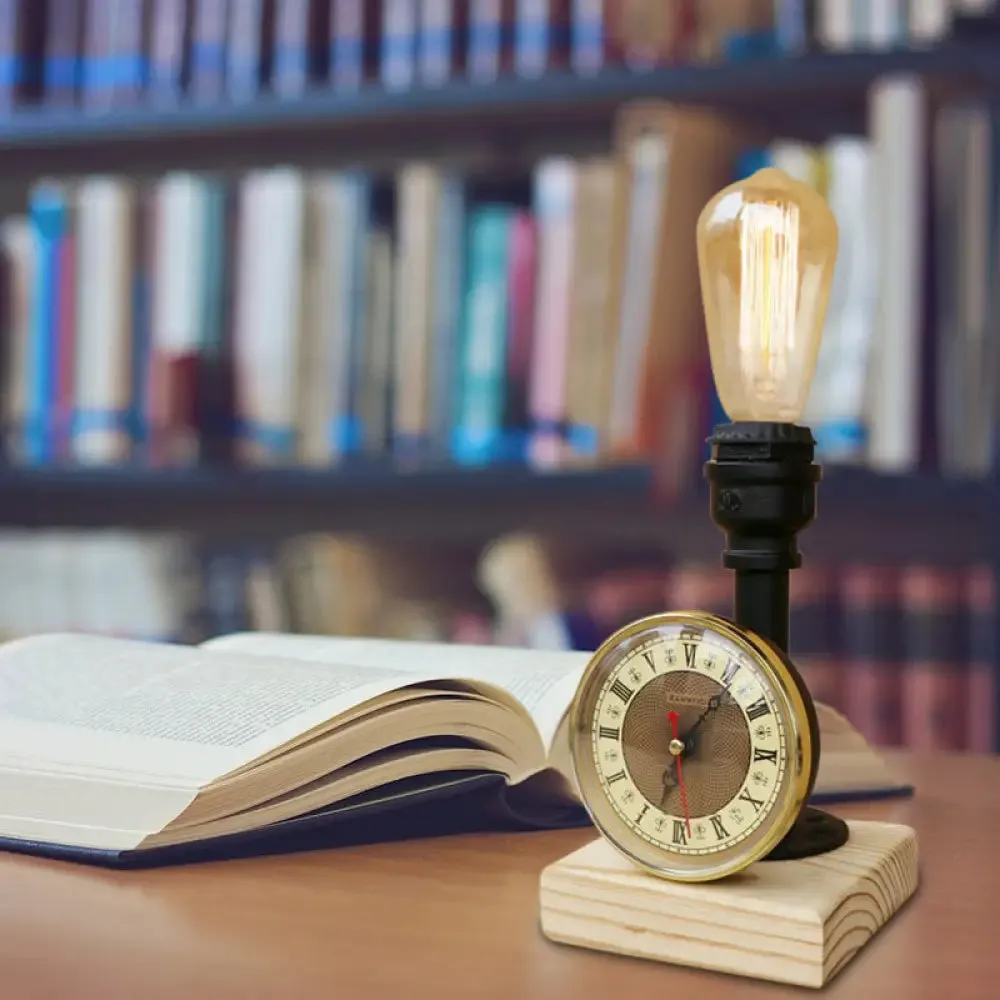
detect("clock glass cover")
[569,611,816,882]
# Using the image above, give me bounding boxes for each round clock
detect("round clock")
[569,610,820,883]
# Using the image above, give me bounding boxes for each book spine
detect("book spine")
[148,0,191,102]
[190,0,229,103]
[515,0,570,77]
[0,0,18,113]
[806,135,877,464]
[272,0,327,96]
[391,164,437,462]
[338,173,372,457]
[3,0,46,109]
[54,215,78,463]
[665,562,732,619]
[226,0,269,101]
[452,205,512,466]
[419,0,466,86]
[468,0,514,82]
[25,186,68,466]
[147,173,209,466]
[358,226,394,456]
[428,174,466,457]
[789,565,842,714]
[82,0,114,111]
[129,188,152,457]
[330,0,380,89]
[501,209,536,464]
[71,178,136,467]
[272,0,308,95]
[859,0,907,49]
[908,0,952,46]
[774,0,814,54]
[44,0,85,106]
[965,564,997,753]
[816,0,856,50]
[380,0,417,90]
[233,169,307,466]
[527,158,576,469]
[866,75,927,472]
[107,0,150,107]
[570,0,607,74]
[840,564,903,747]
[899,565,967,751]
[0,220,34,463]
[196,180,238,464]
[616,0,694,65]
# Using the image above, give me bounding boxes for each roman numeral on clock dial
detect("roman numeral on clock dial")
[752,746,777,764]
[598,725,620,740]
[737,788,765,813]
[721,658,740,686]
[672,820,687,845]
[745,696,771,721]
[610,678,633,703]
[710,814,729,840]
[679,627,702,667]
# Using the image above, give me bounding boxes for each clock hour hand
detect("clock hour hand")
[658,757,678,809]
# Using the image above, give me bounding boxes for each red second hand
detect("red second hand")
[667,710,692,838]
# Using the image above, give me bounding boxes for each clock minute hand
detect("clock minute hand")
[680,687,734,745]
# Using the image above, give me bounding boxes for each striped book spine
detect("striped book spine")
[381,0,417,90]
[841,564,903,747]
[190,0,229,102]
[44,0,86,105]
[468,0,514,81]
[148,0,191,102]
[899,566,967,751]
[515,0,569,77]
[330,0,380,89]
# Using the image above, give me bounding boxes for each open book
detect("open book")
[0,630,912,868]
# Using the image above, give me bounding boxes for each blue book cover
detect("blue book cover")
[330,172,372,457]
[452,204,513,466]
[24,186,68,466]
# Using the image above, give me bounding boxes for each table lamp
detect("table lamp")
[700,166,835,657]
[539,167,919,989]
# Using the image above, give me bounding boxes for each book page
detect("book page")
[0,633,443,786]
[203,632,590,751]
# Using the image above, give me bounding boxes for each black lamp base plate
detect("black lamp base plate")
[763,806,850,862]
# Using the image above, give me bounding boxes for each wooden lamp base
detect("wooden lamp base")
[539,820,918,989]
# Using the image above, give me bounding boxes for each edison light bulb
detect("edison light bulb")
[696,167,838,423]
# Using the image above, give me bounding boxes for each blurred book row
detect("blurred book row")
[1,85,993,480]
[0,526,994,753]
[0,0,986,115]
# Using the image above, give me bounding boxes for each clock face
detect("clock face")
[570,611,814,882]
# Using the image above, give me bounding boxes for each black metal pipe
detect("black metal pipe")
[734,568,790,653]
[704,420,821,659]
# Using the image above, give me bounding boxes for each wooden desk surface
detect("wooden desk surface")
[1,752,998,999]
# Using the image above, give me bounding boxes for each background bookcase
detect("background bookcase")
[0,0,998,756]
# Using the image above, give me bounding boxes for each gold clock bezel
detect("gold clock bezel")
[569,609,815,883]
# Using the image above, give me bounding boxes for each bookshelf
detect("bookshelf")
[0,0,997,751]
[0,42,993,553]
[0,45,997,177]
[0,464,986,563]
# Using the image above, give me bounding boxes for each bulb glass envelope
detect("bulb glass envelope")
[696,168,838,423]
